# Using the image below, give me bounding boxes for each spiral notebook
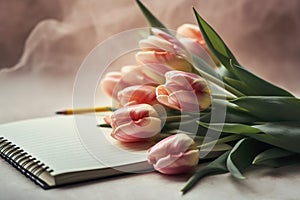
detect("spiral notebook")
[0,115,152,189]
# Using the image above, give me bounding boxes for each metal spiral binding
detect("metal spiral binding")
[0,137,54,178]
[6,146,20,157]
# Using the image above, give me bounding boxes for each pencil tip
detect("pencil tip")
[56,111,66,115]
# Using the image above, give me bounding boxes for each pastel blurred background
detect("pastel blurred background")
[0,0,300,123]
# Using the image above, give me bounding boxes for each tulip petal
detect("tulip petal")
[154,153,183,171]
[121,65,157,85]
[154,150,199,174]
[197,92,212,110]
[176,24,205,44]
[157,86,201,112]
[156,71,211,112]
[117,85,157,106]
[147,134,196,163]
[169,90,200,112]
[101,71,122,97]
[147,134,199,174]
[104,114,112,125]
[112,117,161,142]
[156,85,181,111]
[109,104,161,143]
[179,37,215,67]
[136,51,192,73]
[139,35,176,54]
[152,28,187,56]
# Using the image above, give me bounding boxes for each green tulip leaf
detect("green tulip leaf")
[181,151,229,194]
[253,154,300,168]
[253,147,295,165]
[227,138,269,179]
[198,121,260,135]
[218,65,237,79]
[202,99,259,124]
[231,63,293,96]
[199,121,300,154]
[200,111,258,124]
[223,76,253,95]
[193,8,293,96]
[253,122,300,154]
[136,0,168,32]
[232,96,300,121]
[202,144,232,160]
[193,8,239,78]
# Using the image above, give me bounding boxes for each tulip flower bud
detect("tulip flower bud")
[147,133,199,174]
[178,37,215,67]
[101,71,122,97]
[117,85,158,106]
[101,65,162,99]
[137,28,193,75]
[120,65,161,85]
[177,24,205,44]
[156,71,211,112]
[177,24,220,66]
[139,28,187,57]
[139,35,177,54]
[136,51,192,73]
[109,104,161,142]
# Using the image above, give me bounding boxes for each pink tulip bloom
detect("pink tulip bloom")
[101,65,162,99]
[137,28,193,75]
[103,113,112,126]
[123,64,166,85]
[120,65,161,85]
[177,24,219,66]
[147,133,199,174]
[139,28,187,57]
[101,71,122,97]
[177,24,206,45]
[178,37,216,67]
[156,71,211,112]
[117,85,158,107]
[109,104,161,142]
[136,51,192,73]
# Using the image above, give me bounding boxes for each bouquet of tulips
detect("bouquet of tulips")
[100,0,300,193]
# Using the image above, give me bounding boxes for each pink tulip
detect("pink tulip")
[136,51,192,73]
[178,37,216,67]
[177,24,220,66]
[147,133,199,174]
[120,65,161,85]
[101,65,162,99]
[101,71,122,97]
[103,113,113,126]
[137,28,193,75]
[177,24,206,45]
[139,28,187,57]
[109,104,161,142]
[117,85,158,107]
[156,71,211,112]
[123,64,166,85]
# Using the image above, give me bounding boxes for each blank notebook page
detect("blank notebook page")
[0,115,150,176]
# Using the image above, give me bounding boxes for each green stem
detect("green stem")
[192,68,245,97]
[197,135,243,149]
[165,115,192,122]
[211,94,236,101]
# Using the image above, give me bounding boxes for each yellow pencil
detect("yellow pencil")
[56,106,113,115]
